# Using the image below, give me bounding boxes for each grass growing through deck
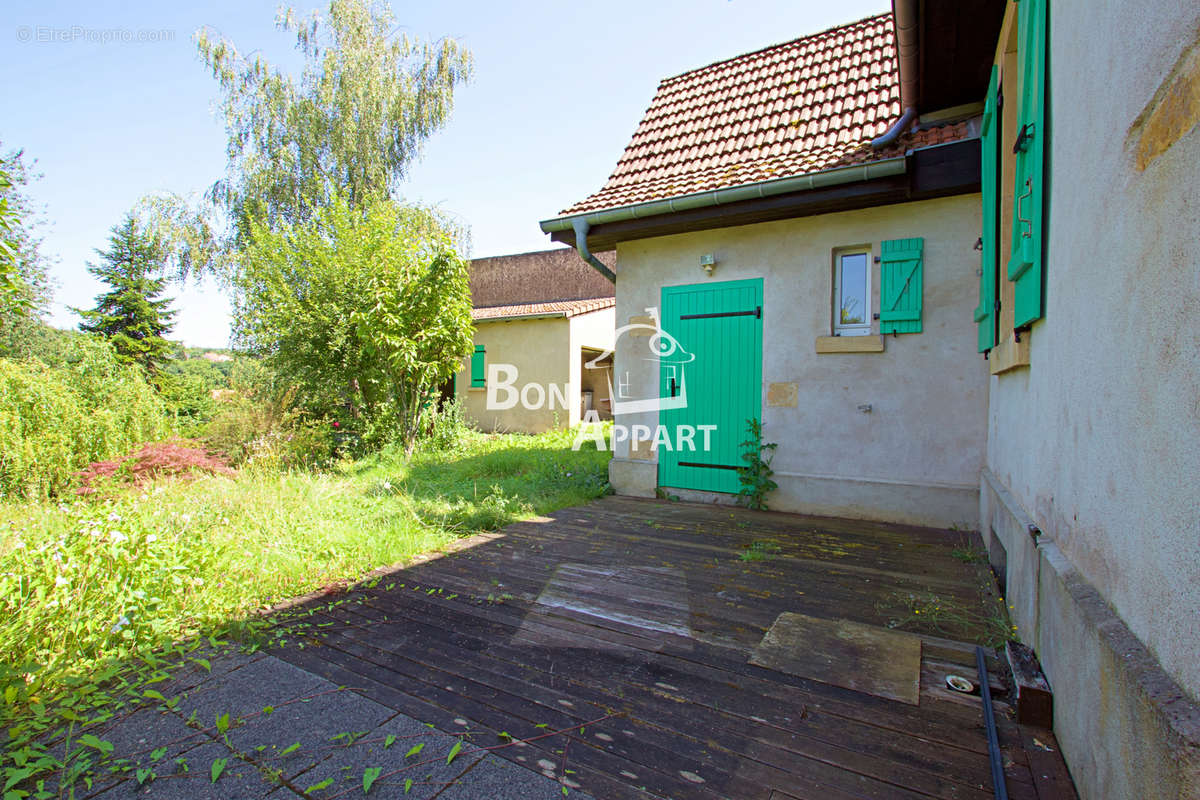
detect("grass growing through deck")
[0,427,609,780]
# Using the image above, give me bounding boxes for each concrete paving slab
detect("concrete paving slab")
[90,741,286,799]
[74,706,213,799]
[287,711,486,799]
[225,685,397,781]
[438,754,594,800]
[176,655,329,733]
[155,647,270,697]
[31,649,599,800]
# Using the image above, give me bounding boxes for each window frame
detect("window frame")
[832,247,873,337]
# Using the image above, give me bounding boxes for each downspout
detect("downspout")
[871,107,918,148]
[872,0,920,148]
[571,217,616,283]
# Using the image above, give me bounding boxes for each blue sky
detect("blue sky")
[3,0,887,348]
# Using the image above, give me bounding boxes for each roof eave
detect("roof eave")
[540,157,907,234]
[547,138,981,252]
[473,301,614,323]
[474,311,569,323]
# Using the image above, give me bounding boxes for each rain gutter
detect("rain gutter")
[539,157,907,239]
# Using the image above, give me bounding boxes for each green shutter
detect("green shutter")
[1008,0,1048,328]
[470,344,485,387]
[879,238,924,334]
[976,65,1000,352]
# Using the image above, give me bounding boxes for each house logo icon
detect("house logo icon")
[585,307,694,415]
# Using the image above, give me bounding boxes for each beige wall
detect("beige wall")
[456,317,571,433]
[454,307,615,433]
[610,194,988,527]
[980,2,1200,796]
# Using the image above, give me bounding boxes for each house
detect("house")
[541,2,1200,798]
[957,1,1199,798]
[542,13,988,528]
[452,248,616,433]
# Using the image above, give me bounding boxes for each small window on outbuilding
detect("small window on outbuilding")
[470,344,486,388]
[833,249,872,336]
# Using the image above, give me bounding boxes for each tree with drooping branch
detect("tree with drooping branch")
[145,0,473,279]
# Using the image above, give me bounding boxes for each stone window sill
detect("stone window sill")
[990,331,1031,374]
[815,335,885,354]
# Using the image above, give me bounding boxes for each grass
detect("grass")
[738,539,783,562]
[950,544,989,564]
[0,426,610,790]
[884,588,1016,649]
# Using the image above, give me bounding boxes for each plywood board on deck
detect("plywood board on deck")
[750,612,923,705]
[513,564,692,652]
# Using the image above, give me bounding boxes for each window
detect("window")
[834,250,871,336]
[470,344,486,388]
[974,0,1046,372]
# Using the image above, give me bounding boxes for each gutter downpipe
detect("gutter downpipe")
[571,218,617,284]
[871,0,920,149]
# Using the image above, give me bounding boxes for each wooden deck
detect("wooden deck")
[277,496,1076,799]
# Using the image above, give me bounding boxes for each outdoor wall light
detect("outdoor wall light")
[700,253,716,276]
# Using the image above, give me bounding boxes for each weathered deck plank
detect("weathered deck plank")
[275,496,1075,800]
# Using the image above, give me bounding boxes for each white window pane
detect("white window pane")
[839,253,869,327]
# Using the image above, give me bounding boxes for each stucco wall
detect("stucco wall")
[568,306,616,426]
[978,4,1200,796]
[455,307,615,433]
[986,0,1200,704]
[456,317,571,433]
[610,194,988,527]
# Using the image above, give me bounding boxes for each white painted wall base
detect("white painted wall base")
[608,457,657,498]
[981,470,1200,800]
[649,470,977,529]
[768,472,977,530]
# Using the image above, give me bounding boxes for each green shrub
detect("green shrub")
[418,397,471,452]
[204,379,337,470]
[202,360,294,464]
[0,336,166,499]
[241,419,335,471]
[154,370,216,435]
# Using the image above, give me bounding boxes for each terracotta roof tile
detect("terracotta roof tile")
[472,297,615,322]
[559,14,972,217]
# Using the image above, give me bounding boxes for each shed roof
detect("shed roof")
[470,248,614,309]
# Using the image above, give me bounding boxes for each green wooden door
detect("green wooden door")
[658,278,763,494]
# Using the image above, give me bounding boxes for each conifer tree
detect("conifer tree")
[77,214,176,372]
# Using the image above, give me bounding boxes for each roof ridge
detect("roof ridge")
[657,12,892,88]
